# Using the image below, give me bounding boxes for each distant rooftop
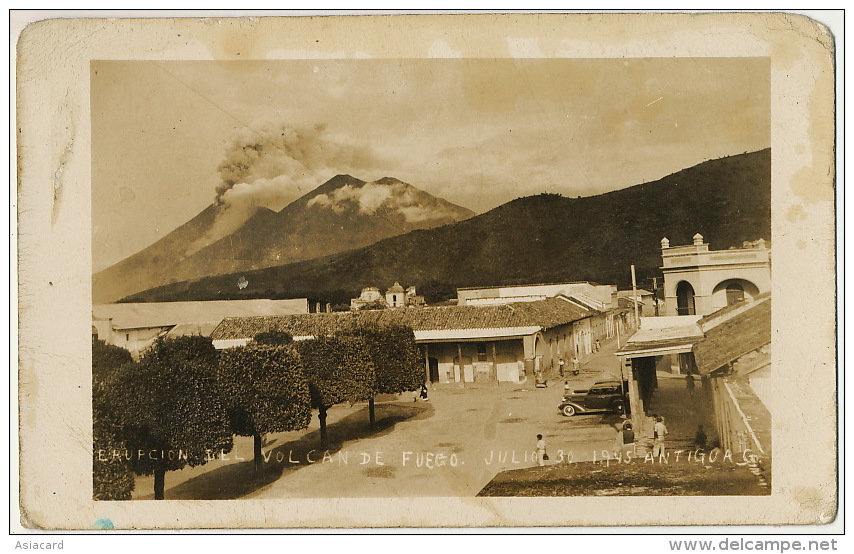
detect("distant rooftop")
[457,281,601,291]
[212,297,594,342]
[93,299,310,330]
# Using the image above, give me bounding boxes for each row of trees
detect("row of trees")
[93,324,424,501]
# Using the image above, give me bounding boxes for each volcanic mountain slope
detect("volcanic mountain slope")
[126,149,771,305]
[93,175,475,303]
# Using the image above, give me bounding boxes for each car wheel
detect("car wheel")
[562,404,576,417]
[612,400,626,415]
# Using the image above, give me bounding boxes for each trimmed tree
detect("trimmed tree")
[109,336,233,499]
[217,342,311,478]
[295,336,376,448]
[92,339,135,500]
[338,324,424,427]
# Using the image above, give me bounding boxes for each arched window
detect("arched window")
[676,281,696,315]
[726,282,745,306]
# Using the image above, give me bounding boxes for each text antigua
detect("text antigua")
[552,447,762,466]
[96,447,760,467]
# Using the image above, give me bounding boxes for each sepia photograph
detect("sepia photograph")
[14,11,838,531]
[90,57,773,502]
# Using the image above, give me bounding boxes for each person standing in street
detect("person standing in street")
[653,416,668,457]
[536,434,547,466]
[558,356,566,377]
[685,372,695,398]
[694,424,707,450]
[618,421,635,456]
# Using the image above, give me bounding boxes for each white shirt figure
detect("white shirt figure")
[536,437,546,466]
[653,420,668,457]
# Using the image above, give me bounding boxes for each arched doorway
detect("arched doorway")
[712,279,760,310]
[726,282,745,306]
[676,281,696,315]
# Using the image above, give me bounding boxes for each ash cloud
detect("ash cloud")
[186,124,387,256]
[215,123,382,209]
[307,181,457,223]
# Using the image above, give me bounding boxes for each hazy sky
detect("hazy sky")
[92,58,769,272]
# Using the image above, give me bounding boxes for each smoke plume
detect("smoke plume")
[307,180,458,223]
[185,124,386,256]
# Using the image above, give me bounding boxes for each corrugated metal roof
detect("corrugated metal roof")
[614,315,703,358]
[211,297,592,341]
[615,338,699,358]
[92,299,310,330]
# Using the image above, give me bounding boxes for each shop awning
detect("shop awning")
[614,315,703,359]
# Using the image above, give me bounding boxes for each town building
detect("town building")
[660,234,771,316]
[350,287,385,310]
[92,299,314,358]
[210,296,633,385]
[351,282,425,310]
[457,281,616,311]
[614,236,772,456]
[617,288,658,317]
[693,293,771,463]
[455,281,626,353]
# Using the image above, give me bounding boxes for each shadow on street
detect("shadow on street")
[137,401,434,500]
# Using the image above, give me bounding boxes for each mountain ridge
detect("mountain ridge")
[122,149,771,306]
[93,174,475,303]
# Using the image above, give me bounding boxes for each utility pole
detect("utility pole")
[630,264,640,329]
[652,276,660,316]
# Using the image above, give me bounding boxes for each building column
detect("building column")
[627,359,643,429]
[491,342,498,382]
[456,343,466,387]
[423,343,430,384]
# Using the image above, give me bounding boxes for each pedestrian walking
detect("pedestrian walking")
[536,434,547,466]
[685,373,695,398]
[558,357,566,377]
[653,416,668,457]
[694,424,707,450]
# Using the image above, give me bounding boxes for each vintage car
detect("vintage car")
[558,379,629,417]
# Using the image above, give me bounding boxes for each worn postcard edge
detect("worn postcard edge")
[13,12,838,529]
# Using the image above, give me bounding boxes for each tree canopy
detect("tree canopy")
[92,339,135,500]
[338,324,423,395]
[107,336,233,498]
[296,336,377,409]
[217,343,311,437]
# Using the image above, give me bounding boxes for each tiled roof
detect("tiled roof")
[693,295,771,374]
[211,297,593,341]
[697,292,771,329]
[164,322,221,338]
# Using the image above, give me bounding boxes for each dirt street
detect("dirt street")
[133,337,628,499]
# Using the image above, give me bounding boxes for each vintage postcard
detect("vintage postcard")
[14,12,838,529]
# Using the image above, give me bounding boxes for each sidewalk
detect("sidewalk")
[638,372,716,452]
[553,335,626,390]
